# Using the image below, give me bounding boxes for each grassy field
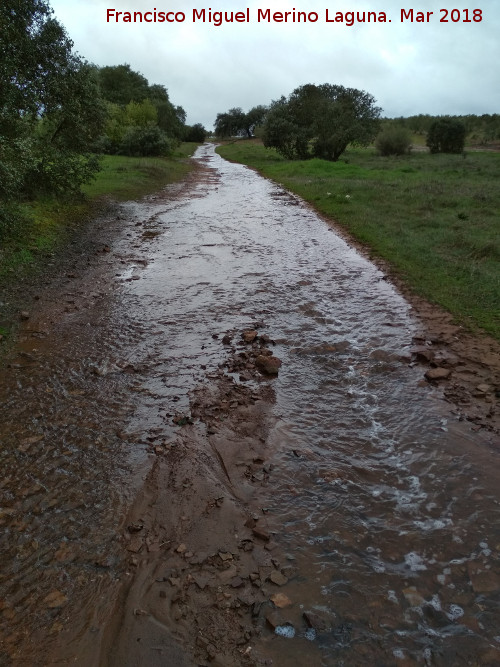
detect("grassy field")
[217,140,499,339]
[0,143,199,280]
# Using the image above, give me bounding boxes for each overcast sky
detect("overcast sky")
[49,0,500,128]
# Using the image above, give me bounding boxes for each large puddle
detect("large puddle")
[1,144,499,665]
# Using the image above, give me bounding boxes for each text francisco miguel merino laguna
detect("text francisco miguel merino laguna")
[106,7,473,25]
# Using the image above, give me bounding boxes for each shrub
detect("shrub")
[119,126,174,157]
[183,123,207,142]
[427,119,466,154]
[375,127,412,156]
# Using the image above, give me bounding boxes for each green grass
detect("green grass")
[217,140,500,339]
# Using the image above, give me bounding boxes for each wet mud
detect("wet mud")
[0,144,499,666]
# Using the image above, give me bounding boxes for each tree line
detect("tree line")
[0,0,207,239]
[214,91,499,160]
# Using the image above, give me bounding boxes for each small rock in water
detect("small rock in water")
[265,611,282,630]
[270,593,292,608]
[303,610,331,632]
[425,367,451,381]
[242,330,258,343]
[269,571,288,586]
[255,355,282,375]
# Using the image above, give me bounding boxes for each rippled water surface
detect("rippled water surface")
[1,144,499,665]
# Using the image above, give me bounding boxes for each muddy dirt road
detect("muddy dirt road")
[1,144,499,666]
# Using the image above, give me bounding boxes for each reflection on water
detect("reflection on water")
[0,144,499,665]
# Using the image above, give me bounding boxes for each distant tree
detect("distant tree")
[426,118,466,154]
[147,83,170,103]
[214,107,246,138]
[263,84,381,161]
[375,126,412,156]
[243,105,268,137]
[156,101,185,139]
[214,105,268,138]
[95,65,187,149]
[97,64,149,105]
[184,123,207,142]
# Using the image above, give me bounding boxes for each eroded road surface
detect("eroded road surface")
[1,144,500,666]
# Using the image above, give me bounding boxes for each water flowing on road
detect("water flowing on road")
[0,144,499,666]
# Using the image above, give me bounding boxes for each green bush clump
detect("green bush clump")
[375,127,412,156]
[427,118,466,154]
[119,126,174,157]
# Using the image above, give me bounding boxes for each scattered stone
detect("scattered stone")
[410,346,434,363]
[255,355,282,375]
[172,414,193,426]
[251,601,263,617]
[425,367,452,381]
[95,555,113,568]
[303,610,331,632]
[219,551,233,561]
[269,571,288,586]
[265,611,283,630]
[252,526,270,542]
[476,384,491,394]
[176,543,187,554]
[127,522,144,533]
[159,590,167,599]
[133,608,149,616]
[242,330,258,343]
[126,536,143,553]
[43,590,68,609]
[270,593,292,608]
[222,335,232,345]
[168,577,181,587]
[192,574,210,590]
[231,577,244,588]
[20,311,30,321]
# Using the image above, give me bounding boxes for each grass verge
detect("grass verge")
[216,140,499,339]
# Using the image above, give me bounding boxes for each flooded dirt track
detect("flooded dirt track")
[1,144,500,667]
